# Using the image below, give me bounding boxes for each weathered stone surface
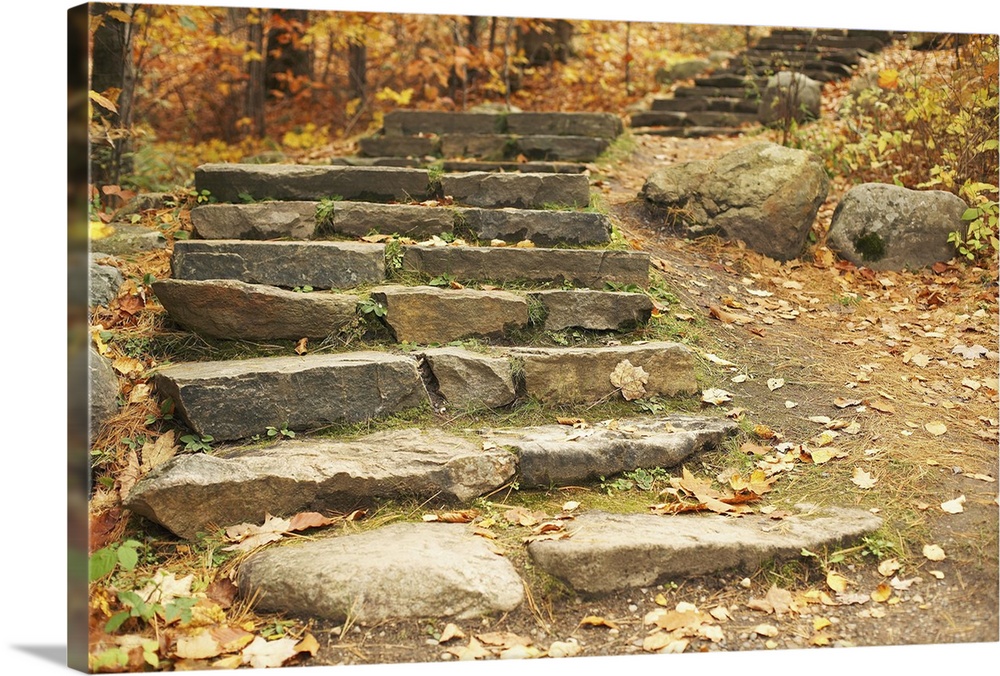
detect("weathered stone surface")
[508,342,697,403]
[153,352,428,441]
[421,347,517,409]
[441,172,590,209]
[90,347,118,438]
[238,523,524,621]
[528,507,883,594]
[528,289,653,331]
[439,134,509,160]
[89,253,123,306]
[402,246,649,289]
[758,72,823,125]
[506,112,623,138]
[190,202,317,240]
[459,207,611,246]
[92,224,166,255]
[486,415,736,486]
[442,160,587,174]
[358,135,439,158]
[629,111,688,128]
[171,240,385,289]
[152,279,358,340]
[641,141,829,261]
[654,57,711,84]
[194,164,430,203]
[124,429,515,538]
[382,111,503,136]
[370,285,528,344]
[826,183,968,270]
[513,135,610,162]
[326,201,456,239]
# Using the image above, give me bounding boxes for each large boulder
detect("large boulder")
[757,72,822,125]
[640,141,829,261]
[89,348,119,439]
[826,183,968,270]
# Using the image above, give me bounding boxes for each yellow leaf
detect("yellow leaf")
[106,8,133,23]
[924,422,948,436]
[654,593,668,606]
[922,544,947,561]
[294,337,309,355]
[871,583,892,603]
[878,69,899,89]
[826,571,850,593]
[813,617,832,631]
[89,90,118,114]
[90,221,115,240]
[877,558,901,577]
[851,467,877,489]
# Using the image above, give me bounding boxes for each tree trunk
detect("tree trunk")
[264,9,312,97]
[89,3,138,187]
[246,9,266,138]
[348,40,367,101]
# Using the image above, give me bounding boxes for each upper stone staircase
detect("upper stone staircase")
[630,27,896,136]
[118,110,882,634]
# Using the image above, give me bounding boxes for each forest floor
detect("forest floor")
[295,129,999,669]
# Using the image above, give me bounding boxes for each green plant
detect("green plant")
[950,181,999,262]
[384,237,405,276]
[90,540,144,583]
[189,188,214,204]
[266,422,296,439]
[357,298,387,318]
[145,397,175,426]
[315,195,343,228]
[860,533,901,559]
[292,285,314,293]
[179,434,214,452]
[428,272,455,287]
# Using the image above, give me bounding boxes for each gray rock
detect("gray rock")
[826,183,968,270]
[513,135,610,162]
[89,253,123,307]
[358,135,440,158]
[459,207,611,246]
[442,160,588,174]
[171,240,385,289]
[153,352,428,441]
[508,342,698,404]
[527,289,652,330]
[89,347,119,439]
[421,347,517,409]
[654,58,711,84]
[124,429,516,538]
[506,112,623,138]
[91,224,166,255]
[758,72,823,125]
[401,246,649,289]
[152,279,359,341]
[238,522,524,621]
[485,415,736,486]
[326,201,456,239]
[190,202,318,240]
[439,134,509,160]
[382,111,504,136]
[441,172,590,209]
[528,507,883,594]
[641,141,829,261]
[370,285,528,344]
[194,164,430,203]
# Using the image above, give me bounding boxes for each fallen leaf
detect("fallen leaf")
[556,417,586,426]
[222,514,292,552]
[813,617,832,631]
[952,344,988,360]
[767,378,785,391]
[930,570,945,579]
[826,571,850,593]
[834,397,862,408]
[174,630,222,660]
[922,544,947,561]
[423,509,479,523]
[731,373,749,383]
[871,583,892,603]
[877,558,901,577]
[754,624,779,637]
[851,467,877,489]
[438,623,465,644]
[785,401,798,409]
[561,501,580,512]
[578,615,619,630]
[701,388,733,405]
[940,495,966,514]
[868,400,895,414]
[702,352,736,366]
[610,359,649,401]
[546,640,581,658]
[448,637,490,661]
[753,424,778,440]
[287,511,339,532]
[476,631,532,649]
[924,422,948,436]
[294,337,308,355]
[140,431,178,472]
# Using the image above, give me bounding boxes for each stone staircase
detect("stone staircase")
[124,116,882,632]
[630,27,896,137]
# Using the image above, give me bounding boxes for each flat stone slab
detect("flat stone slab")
[528,289,653,330]
[371,285,528,344]
[512,135,610,162]
[91,224,166,255]
[238,522,524,622]
[485,415,736,487]
[324,201,456,239]
[194,163,430,203]
[420,347,517,409]
[358,135,440,158]
[171,240,385,289]
[124,429,516,539]
[508,342,697,403]
[439,134,509,160]
[440,172,590,209]
[401,246,649,289]
[441,160,587,174]
[506,112,623,138]
[383,110,504,136]
[459,207,611,246]
[153,352,428,441]
[190,202,318,240]
[152,279,358,341]
[528,507,884,595]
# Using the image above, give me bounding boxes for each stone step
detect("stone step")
[124,415,728,539]
[381,110,622,138]
[528,507,884,594]
[674,86,757,99]
[440,171,590,209]
[401,245,649,289]
[650,97,758,114]
[631,126,747,138]
[152,279,359,341]
[527,289,653,331]
[189,201,612,246]
[744,47,863,67]
[194,163,430,203]
[328,156,423,168]
[440,159,587,174]
[170,240,385,289]
[630,111,759,129]
[694,74,768,89]
[357,135,440,158]
[440,133,609,162]
[152,352,430,442]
